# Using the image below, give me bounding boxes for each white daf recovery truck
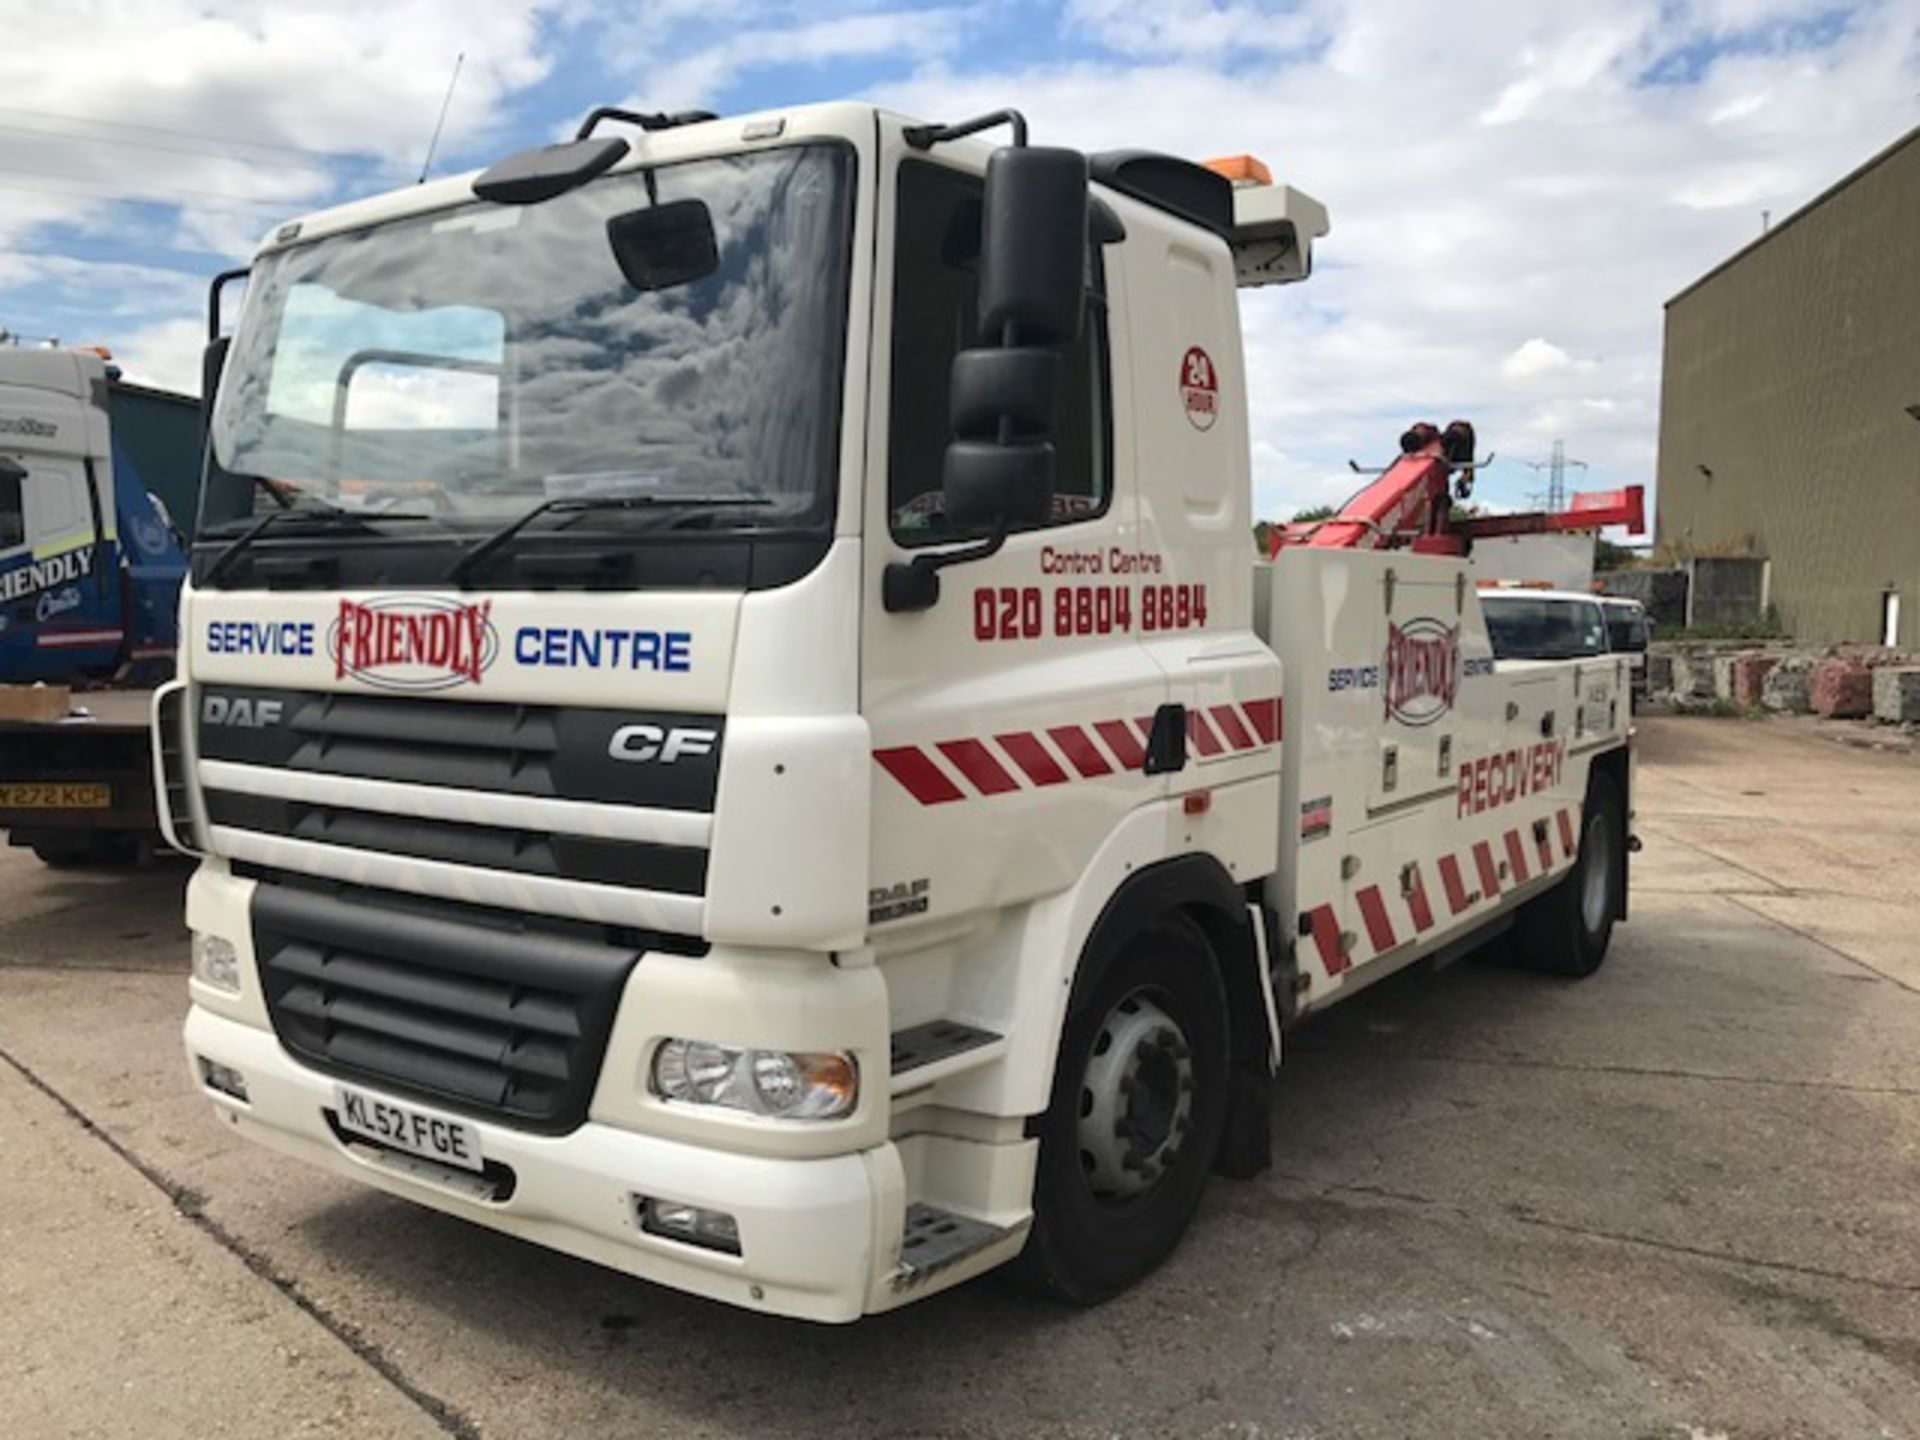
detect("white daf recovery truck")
[159,102,1633,1322]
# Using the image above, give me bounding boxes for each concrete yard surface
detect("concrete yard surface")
[1,714,1916,1438]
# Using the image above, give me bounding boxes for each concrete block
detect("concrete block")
[1712,655,1740,701]
[1732,654,1778,708]
[1671,651,1716,700]
[1873,667,1920,725]
[1645,652,1674,695]
[1761,656,1814,714]
[1811,659,1873,719]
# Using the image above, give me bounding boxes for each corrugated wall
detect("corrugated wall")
[1655,128,1920,645]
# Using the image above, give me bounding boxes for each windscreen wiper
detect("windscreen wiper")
[445,493,771,586]
[203,491,432,587]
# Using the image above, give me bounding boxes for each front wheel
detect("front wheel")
[1515,773,1624,977]
[1013,913,1231,1304]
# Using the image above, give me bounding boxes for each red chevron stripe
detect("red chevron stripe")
[1095,719,1146,770]
[1048,725,1113,778]
[937,739,1021,795]
[1557,807,1576,858]
[1209,703,1255,751]
[1307,904,1348,976]
[874,747,964,805]
[1243,696,1280,744]
[997,731,1069,787]
[1504,828,1532,884]
[1438,852,1472,913]
[1534,821,1554,872]
[1187,709,1224,757]
[1356,885,1398,954]
[1405,865,1435,932]
[1473,840,1502,899]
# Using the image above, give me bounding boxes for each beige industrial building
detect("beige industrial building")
[1656,124,1920,647]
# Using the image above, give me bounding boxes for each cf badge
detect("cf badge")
[608,724,718,764]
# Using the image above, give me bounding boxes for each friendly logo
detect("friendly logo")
[1382,617,1460,727]
[329,596,497,691]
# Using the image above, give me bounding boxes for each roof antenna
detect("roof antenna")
[417,51,466,184]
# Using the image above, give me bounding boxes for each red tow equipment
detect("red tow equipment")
[1268,421,1644,557]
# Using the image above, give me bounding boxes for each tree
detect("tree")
[1593,536,1633,571]
[1291,503,1336,523]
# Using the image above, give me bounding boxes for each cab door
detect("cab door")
[859,145,1166,933]
[0,451,114,680]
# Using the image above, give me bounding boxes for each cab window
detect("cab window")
[888,160,1111,546]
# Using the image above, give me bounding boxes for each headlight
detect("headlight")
[650,1040,858,1120]
[191,933,241,994]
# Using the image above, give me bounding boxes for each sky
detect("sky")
[0,0,1914,520]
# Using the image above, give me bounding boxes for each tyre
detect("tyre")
[1515,773,1623,977]
[1013,913,1231,1304]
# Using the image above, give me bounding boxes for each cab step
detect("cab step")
[893,1202,1019,1291]
[889,1018,1002,1080]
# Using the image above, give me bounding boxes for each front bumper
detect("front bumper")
[184,1005,904,1322]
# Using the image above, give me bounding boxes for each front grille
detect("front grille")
[254,878,656,1133]
[197,686,724,811]
[205,790,707,894]
[196,686,723,928]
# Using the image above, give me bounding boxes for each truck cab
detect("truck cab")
[0,347,190,683]
[163,102,1626,1321]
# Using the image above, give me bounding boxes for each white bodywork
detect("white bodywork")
[168,103,1628,1321]
[0,348,119,563]
[1470,531,1597,591]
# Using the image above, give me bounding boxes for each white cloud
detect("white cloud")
[870,0,1920,517]
[594,4,972,115]
[1065,0,1321,58]
[1502,338,1575,380]
[6,0,1917,512]
[0,1,571,389]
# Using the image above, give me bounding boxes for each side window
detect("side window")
[0,463,23,549]
[888,160,1111,546]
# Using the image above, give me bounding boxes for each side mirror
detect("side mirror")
[942,347,1060,528]
[976,146,1089,347]
[883,144,1092,615]
[606,199,720,293]
[473,136,630,205]
[935,146,1087,535]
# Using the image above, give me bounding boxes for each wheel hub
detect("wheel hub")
[1076,991,1195,1200]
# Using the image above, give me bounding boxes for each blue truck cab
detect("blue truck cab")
[0,347,194,683]
[0,346,197,864]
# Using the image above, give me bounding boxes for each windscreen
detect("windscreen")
[1482,597,1609,661]
[203,144,853,535]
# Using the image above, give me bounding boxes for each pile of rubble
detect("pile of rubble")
[1650,643,1920,727]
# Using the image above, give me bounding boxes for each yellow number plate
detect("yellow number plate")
[0,782,111,809]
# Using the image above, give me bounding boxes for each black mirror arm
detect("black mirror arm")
[881,518,1010,614]
[903,109,1029,151]
[576,106,718,140]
